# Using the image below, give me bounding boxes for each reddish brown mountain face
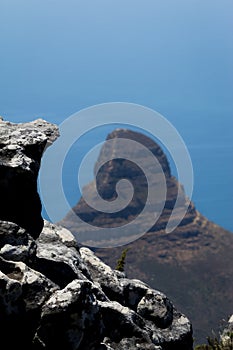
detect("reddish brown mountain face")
[60,128,233,344]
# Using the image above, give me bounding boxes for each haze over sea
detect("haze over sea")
[0,0,232,231]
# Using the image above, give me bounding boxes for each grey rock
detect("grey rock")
[149,310,193,349]
[80,248,192,348]
[35,221,91,288]
[34,279,104,350]
[0,220,36,262]
[104,337,162,350]
[137,289,173,328]
[0,118,59,237]
[119,278,149,309]
[97,343,114,350]
[0,256,58,348]
[0,216,195,350]
[0,257,58,311]
[0,118,194,350]
[98,300,151,342]
[0,267,22,316]
[80,247,125,303]
[0,217,193,350]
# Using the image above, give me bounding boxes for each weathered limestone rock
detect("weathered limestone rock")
[0,216,192,350]
[137,290,173,328]
[0,118,194,349]
[0,220,36,262]
[80,247,125,303]
[80,247,193,350]
[0,118,59,237]
[0,255,58,348]
[34,221,91,288]
[34,279,104,350]
[0,218,193,349]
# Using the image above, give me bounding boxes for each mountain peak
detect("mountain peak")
[105,128,171,177]
[61,127,190,245]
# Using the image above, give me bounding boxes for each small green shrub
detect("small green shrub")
[115,248,129,272]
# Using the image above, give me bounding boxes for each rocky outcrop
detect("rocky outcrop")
[0,118,59,238]
[0,119,193,349]
[0,220,193,350]
[61,128,233,343]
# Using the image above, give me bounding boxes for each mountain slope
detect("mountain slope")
[61,128,233,343]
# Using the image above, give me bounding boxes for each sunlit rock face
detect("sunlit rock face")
[0,119,193,350]
[0,220,193,350]
[0,118,59,238]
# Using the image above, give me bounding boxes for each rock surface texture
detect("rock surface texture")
[0,119,193,349]
[0,118,59,237]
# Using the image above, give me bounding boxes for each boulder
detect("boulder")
[0,118,59,238]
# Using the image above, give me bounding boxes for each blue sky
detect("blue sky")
[0,0,233,230]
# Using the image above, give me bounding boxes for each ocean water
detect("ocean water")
[1,0,232,233]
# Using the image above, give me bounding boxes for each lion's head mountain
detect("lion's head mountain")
[60,128,233,343]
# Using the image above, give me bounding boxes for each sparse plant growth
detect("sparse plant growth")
[194,332,233,350]
[115,248,129,272]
